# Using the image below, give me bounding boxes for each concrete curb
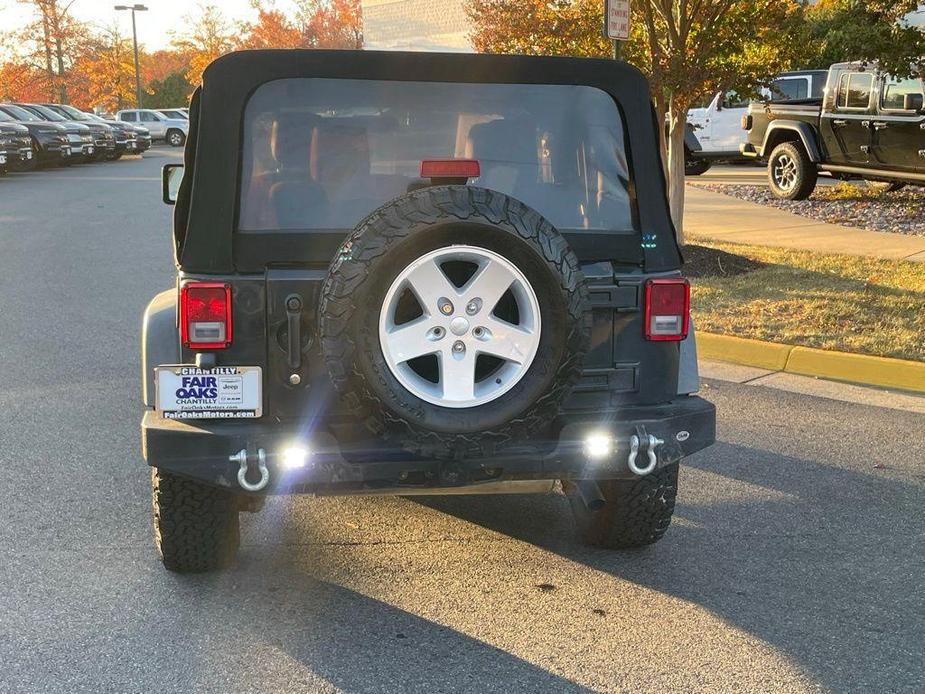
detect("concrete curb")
[696,333,925,394]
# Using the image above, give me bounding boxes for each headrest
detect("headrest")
[466,118,537,164]
[311,122,370,181]
[270,112,317,170]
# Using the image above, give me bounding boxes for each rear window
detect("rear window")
[837,73,873,110]
[238,79,634,233]
[770,78,807,100]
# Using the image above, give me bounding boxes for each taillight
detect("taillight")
[179,282,232,349]
[643,278,690,341]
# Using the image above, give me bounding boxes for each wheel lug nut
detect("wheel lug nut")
[452,340,465,354]
[438,298,454,315]
[466,298,482,315]
[473,327,483,337]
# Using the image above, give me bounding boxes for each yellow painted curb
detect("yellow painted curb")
[696,333,792,371]
[786,347,925,394]
[696,332,925,394]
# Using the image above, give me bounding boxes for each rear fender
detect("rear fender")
[142,289,179,407]
[762,121,821,162]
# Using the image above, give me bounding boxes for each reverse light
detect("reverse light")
[643,278,690,341]
[179,282,232,349]
[281,444,311,470]
[583,432,614,460]
[420,158,481,180]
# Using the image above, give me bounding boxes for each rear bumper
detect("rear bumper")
[142,396,716,495]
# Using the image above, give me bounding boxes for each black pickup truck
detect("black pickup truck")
[742,62,925,199]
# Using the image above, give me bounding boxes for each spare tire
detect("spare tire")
[319,186,590,458]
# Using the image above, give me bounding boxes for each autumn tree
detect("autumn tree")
[13,0,93,103]
[468,0,610,57]
[468,0,805,244]
[803,0,925,76]
[297,0,363,49]
[239,1,304,49]
[0,61,49,102]
[171,3,238,86]
[71,27,138,111]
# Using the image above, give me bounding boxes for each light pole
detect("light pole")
[115,4,148,109]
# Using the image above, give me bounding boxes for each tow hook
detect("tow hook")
[230,448,270,492]
[627,427,664,476]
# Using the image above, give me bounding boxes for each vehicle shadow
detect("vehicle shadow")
[413,440,925,693]
[168,519,592,694]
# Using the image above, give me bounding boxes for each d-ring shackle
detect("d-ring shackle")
[627,434,664,476]
[231,448,270,491]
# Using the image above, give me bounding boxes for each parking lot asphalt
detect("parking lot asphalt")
[1,149,923,693]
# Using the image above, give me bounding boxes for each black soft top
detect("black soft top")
[175,49,681,273]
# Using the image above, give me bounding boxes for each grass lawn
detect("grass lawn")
[685,241,925,363]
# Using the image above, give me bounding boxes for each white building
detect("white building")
[361,0,473,52]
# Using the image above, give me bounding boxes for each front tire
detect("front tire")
[768,141,817,200]
[565,464,679,549]
[166,129,186,147]
[685,155,711,176]
[152,469,240,573]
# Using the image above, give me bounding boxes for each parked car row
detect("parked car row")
[0,104,188,175]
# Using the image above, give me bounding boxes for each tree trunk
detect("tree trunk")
[666,104,687,246]
[40,10,55,102]
[653,91,668,183]
[50,5,68,103]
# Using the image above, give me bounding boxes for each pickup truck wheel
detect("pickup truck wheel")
[151,469,239,573]
[166,129,186,147]
[564,464,679,549]
[768,142,817,200]
[320,185,590,459]
[685,157,711,176]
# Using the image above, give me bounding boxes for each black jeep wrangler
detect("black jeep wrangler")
[143,50,716,573]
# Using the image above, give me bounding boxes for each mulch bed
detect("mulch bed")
[683,244,764,278]
[690,183,925,236]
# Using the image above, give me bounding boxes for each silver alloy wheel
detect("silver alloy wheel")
[772,153,797,191]
[168,131,183,146]
[379,245,541,408]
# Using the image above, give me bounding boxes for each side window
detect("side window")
[141,112,159,122]
[121,112,136,122]
[721,90,748,109]
[770,78,808,101]
[881,76,924,111]
[838,73,873,110]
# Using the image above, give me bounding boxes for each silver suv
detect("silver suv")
[116,108,188,147]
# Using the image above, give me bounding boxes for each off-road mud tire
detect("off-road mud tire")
[565,464,679,549]
[319,185,590,459]
[152,469,240,573]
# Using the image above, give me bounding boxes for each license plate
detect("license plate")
[87,146,94,154]
[26,151,32,159]
[62,147,70,156]
[128,141,136,149]
[155,366,262,419]
[0,155,5,164]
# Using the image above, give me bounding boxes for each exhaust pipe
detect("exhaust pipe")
[574,479,605,512]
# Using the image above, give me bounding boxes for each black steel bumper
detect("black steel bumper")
[142,396,716,495]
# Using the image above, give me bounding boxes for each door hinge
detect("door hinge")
[919,149,925,159]
[860,145,870,154]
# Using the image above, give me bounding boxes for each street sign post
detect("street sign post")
[605,0,631,42]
